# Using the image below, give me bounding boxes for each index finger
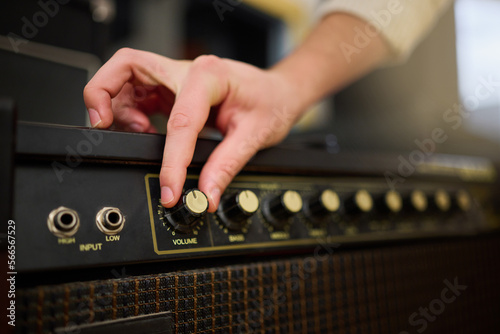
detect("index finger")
[159,55,230,208]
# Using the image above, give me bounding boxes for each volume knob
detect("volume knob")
[263,190,303,229]
[218,190,259,231]
[163,189,208,234]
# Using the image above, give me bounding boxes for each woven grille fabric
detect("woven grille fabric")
[17,235,500,334]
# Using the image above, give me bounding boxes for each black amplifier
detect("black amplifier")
[5,122,500,272]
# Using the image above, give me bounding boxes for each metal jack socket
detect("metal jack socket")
[96,207,125,235]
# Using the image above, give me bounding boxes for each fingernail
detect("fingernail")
[161,186,175,205]
[208,187,221,208]
[129,123,144,132]
[88,108,102,128]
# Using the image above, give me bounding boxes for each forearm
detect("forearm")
[271,13,391,114]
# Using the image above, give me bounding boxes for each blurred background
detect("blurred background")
[1,0,499,160]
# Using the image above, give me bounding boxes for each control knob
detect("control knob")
[263,190,303,229]
[404,190,428,213]
[344,189,373,214]
[305,189,340,222]
[163,189,208,233]
[375,190,402,214]
[218,190,259,231]
[452,189,472,212]
[429,189,451,213]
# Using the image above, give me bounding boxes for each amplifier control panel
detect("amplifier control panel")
[145,174,489,258]
[12,123,500,271]
[13,163,499,272]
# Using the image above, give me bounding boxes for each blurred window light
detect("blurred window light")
[455,0,500,142]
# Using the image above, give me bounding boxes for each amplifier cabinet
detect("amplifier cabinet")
[15,235,500,334]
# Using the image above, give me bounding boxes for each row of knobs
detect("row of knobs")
[163,188,472,233]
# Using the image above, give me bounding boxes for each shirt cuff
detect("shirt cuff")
[316,0,453,62]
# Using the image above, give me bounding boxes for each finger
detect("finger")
[112,85,175,131]
[112,106,152,132]
[159,56,229,208]
[198,124,259,212]
[83,48,185,128]
[145,124,158,133]
[110,84,153,132]
[132,85,175,116]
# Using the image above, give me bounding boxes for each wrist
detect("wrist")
[267,67,310,121]
[269,13,390,114]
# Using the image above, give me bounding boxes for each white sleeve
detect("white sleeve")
[316,0,454,61]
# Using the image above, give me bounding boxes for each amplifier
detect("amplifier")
[7,122,500,272]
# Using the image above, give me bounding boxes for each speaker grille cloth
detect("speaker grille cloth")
[16,235,500,333]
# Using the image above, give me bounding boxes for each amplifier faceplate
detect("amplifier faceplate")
[146,174,487,257]
[14,161,497,272]
[11,123,500,272]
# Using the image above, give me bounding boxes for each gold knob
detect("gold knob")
[185,189,209,214]
[282,190,303,213]
[164,189,208,233]
[385,190,402,213]
[321,189,341,213]
[354,190,373,213]
[237,190,259,215]
[218,190,260,231]
[434,189,450,212]
[410,190,427,212]
[263,190,303,228]
[455,190,472,212]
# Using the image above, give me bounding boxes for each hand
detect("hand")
[83,49,304,212]
[83,14,390,212]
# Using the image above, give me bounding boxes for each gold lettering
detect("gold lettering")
[309,229,326,238]
[270,232,290,240]
[79,243,103,252]
[105,235,120,242]
[229,234,245,242]
[369,220,391,231]
[345,226,358,236]
[58,237,75,245]
[258,183,280,190]
[172,238,198,246]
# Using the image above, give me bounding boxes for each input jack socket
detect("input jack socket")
[96,207,125,235]
[47,207,80,238]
